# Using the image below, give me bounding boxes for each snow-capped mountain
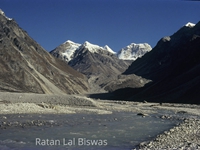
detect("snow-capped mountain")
[50,41,116,62]
[61,40,81,61]
[68,41,129,75]
[50,40,81,62]
[79,41,116,54]
[81,41,115,54]
[117,43,152,60]
[50,40,152,92]
[67,41,132,93]
[104,45,116,54]
[51,40,151,62]
[77,41,116,54]
[50,40,132,93]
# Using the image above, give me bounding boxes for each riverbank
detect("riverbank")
[137,119,200,149]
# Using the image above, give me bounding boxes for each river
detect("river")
[0,111,180,150]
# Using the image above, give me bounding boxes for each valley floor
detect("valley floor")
[0,92,200,149]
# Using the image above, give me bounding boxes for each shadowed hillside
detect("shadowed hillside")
[114,21,200,104]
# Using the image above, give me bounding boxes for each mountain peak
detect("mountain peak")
[82,41,102,53]
[82,41,117,54]
[83,41,98,47]
[118,43,152,60]
[104,45,116,54]
[65,40,75,44]
[185,22,195,28]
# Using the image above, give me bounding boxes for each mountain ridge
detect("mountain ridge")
[50,40,152,62]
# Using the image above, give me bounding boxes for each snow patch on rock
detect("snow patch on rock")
[185,22,195,28]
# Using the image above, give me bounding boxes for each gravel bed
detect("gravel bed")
[136,119,200,150]
[0,92,98,107]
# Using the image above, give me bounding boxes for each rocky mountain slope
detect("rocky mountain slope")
[0,9,89,94]
[68,41,128,75]
[67,41,133,92]
[50,40,152,93]
[114,21,200,104]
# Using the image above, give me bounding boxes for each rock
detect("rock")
[48,120,54,124]
[169,129,175,132]
[177,111,187,114]
[137,113,148,117]
[37,103,49,108]
[2,116,7,119]
[164,131,169,135]
[161,115,166,119]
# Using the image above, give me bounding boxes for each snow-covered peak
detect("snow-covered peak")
[0,9,12,20]
[64,40,75,44]
[82,41,115,54]
[185,22,195,28]
[82,41,101,53]
[117,43,152,60]
[104,45,116,54]
[59,40,81,62]
[52,40,117,62]
[63,40,81,47]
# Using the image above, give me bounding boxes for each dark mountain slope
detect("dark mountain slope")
[117,21,200,104]
[68,44,134,92]
[0,10,88,94]
[69,46,130,76]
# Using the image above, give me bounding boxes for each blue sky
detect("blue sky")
[1,0,200,52]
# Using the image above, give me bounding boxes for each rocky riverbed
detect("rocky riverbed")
[0,92,200,149]
[137,119,200,150]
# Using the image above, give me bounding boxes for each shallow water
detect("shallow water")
[0,112,179,150]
